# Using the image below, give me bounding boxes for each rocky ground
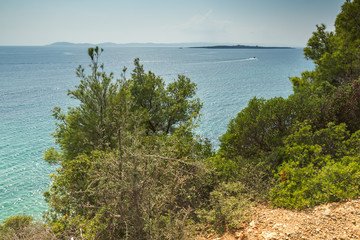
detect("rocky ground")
[199,198,360,240]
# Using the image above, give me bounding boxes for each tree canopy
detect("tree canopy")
[45,47,203,165]
[43,47,215,239]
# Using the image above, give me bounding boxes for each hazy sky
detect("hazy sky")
[0,0,344,46]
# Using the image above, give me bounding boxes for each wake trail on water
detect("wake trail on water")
[215,57,257,63]
[187,57,258,65]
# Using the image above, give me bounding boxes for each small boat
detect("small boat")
[249,56,257,60]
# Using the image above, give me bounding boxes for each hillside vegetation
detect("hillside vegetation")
[2,0,360,239]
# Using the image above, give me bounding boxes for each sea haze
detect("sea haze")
[0,46,314,221]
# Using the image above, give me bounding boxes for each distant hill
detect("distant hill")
[46,42,94,47]
[45,42,234,48]
[191,44,294,49]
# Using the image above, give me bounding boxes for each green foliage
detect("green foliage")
[45,146,211,239]
[335,0,360,41]
[325,80,360,132]
[219,97,293,160]
[196,182,250,234]
[211,0,360,218]
[1,215,33,232]
[316,38,360,86]
[287,83,332,129]
[303,0,360,87]
[216,91,329,203]
[270,121,360,209]
[48,47,127,162]
[130,58,202,135]
[47,48,203,165]
[43,147,62,165]
[218,88,329,170]
[217,1,360,209]
[43,47,215,239]
[208,155,271,201]
[304,24,334,63]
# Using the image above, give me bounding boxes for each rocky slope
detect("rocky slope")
[199,198,360,240]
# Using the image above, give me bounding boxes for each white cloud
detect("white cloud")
[185,10,213,26]
[170,10,233,42]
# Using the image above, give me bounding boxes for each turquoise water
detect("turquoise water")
[0,46,314,221]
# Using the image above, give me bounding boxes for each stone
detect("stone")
[263,232,278,240]
[323,207,332,217]
[249,220,256,227]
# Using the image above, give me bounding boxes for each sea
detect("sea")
[0,46,314,221]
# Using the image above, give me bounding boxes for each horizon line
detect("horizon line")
[0,41,304,48]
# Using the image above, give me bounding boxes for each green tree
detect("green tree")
[130,58,202,135]
[218,92,328,163]
[219,97,293,160]
[43,47,214,239]
[303,24,334,63]
[325,80,360,132]
[214,0,360,213]
[45,47,129,163]
[45,48,203,165]
[303,0,360,87]
[335,0,360,41]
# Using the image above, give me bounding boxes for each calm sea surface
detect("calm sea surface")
[0,46,314,221]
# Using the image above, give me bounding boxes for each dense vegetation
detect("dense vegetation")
[2,0,360,239]
[218,0,360,211]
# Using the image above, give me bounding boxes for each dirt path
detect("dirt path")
[199,198,360,240]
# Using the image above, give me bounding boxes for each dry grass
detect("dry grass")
[0,222,56,240]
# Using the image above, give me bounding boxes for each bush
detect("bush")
[208,155,272,201]
[270,121,360,209]
[326,80,360,132]
[219,97,293,160]
[196,181,251,234]
[0,215,55,240]
[270,157,360,209]
[1,215,34,231]
[45,143,213,239]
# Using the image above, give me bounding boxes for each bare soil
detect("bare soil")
[198,198,360,240]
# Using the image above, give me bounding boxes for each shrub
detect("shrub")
[0,215,55,240]
[1,215,34,231]
[196,181,250,234]
[270,121,360,209]
[208,155,272,201]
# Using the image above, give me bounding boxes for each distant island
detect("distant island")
[46,42,116,47]
[45,42,295,49]
[190,45,294,49]
[46,42,225,48]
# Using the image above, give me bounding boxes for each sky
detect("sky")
[0,0,345,47]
